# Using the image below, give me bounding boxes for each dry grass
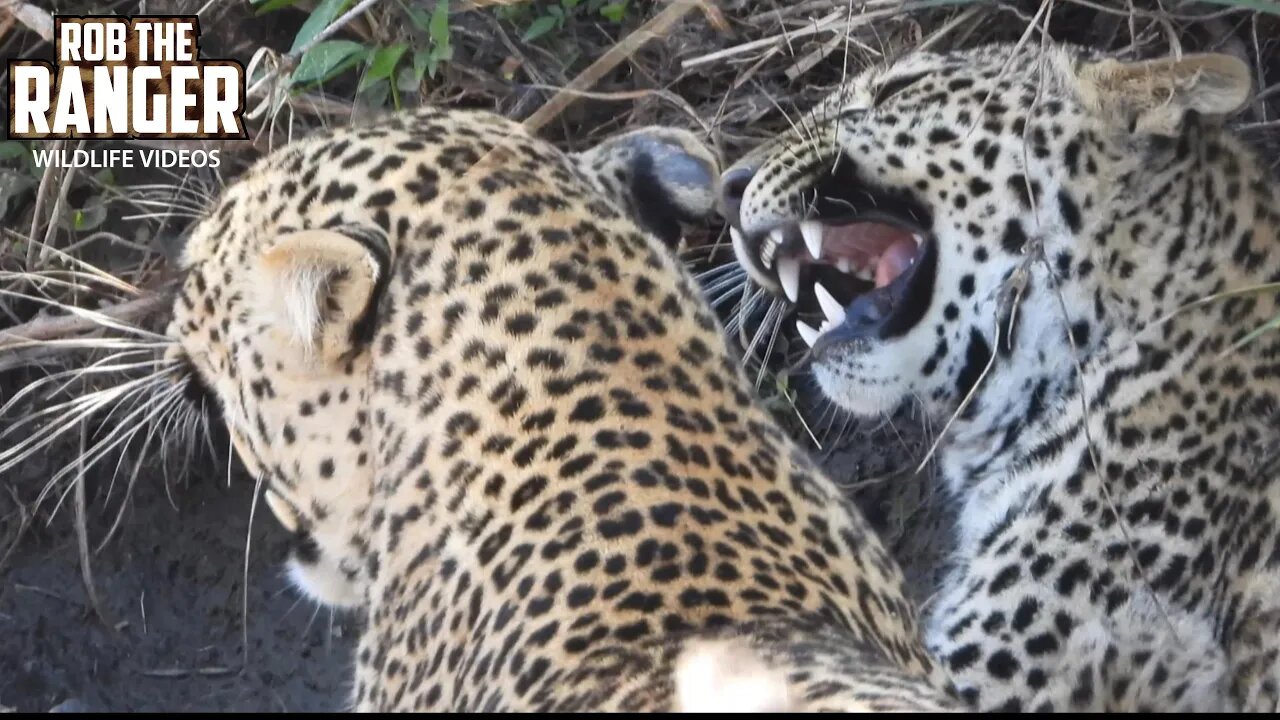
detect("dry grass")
[1,0,1278,595]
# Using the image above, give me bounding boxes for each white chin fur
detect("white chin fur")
[811,361,907,419]
[287,557,364,609]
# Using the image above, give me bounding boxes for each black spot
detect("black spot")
[948,644,981,672]
[1058,189,1081,233]
[597,511,643,539]
[956,328,992,397]
[928,127,959,144]
[506,314,537,335]
[986,650,1019,679]
[1055,559,1090,596]
[570,396,605,423]
[1001,220,1028,254]
[989,564,1021,595]
[366,189,396,207]
[649,503,683,527]
[1011,597,1039,632]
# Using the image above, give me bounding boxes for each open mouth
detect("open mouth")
[731,175,936,355]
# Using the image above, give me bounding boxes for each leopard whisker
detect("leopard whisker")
[0,350,165,415]
[753,302,786,390]
[0,271,134,300]
[0,370,178,485]
[701,270,749,299]
[41,382,186,520]
[95,387,191,551]
[243,471,266,671]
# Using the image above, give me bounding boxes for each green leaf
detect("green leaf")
[562,0,582,8]
[363,43,408,87]
[405,5,431,31]
[434,44,454,70]
[522,14,559,42]
[0,169,37,220]
[0,141,30,162]
[495,5,524,22]
[360,78,391,108]
[429,0,451,49]
[395,64,419,92]
[290,0,350,54]
[599,1,627,22]
[292,39,367,84]
[413,48,431,81]
[68,200,106,232]
[254,0,301,14]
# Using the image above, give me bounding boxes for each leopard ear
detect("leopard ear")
[1075,53,1252,136]
[257,225,390,365]
[572,127,721,249]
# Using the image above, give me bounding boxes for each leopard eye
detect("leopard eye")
[873,73,927,107]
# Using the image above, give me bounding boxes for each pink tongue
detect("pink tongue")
[875,237,918,288]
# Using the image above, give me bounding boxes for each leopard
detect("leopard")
[721,40,1280,712]
[161,105,958,711]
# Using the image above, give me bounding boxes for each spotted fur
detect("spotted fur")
[165,106,956,711]
[726,43,1280,711]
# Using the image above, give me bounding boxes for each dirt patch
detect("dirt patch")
[0,459,357,712]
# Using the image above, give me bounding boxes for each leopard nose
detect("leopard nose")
[720,165,757,228]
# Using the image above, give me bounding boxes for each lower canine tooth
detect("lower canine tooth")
[777,257,801,303]
[796,320,820,348]
[800,221,824,260]
[815,282,846,325]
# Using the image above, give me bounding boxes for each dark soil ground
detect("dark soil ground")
[0,459,359,712]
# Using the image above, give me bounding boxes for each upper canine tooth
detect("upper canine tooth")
[777,257,801,303]
[800,221,824,260]
[769,228,786,246]
[796,320,820,348]
[814,282,845,325]
[730,227,745,246]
